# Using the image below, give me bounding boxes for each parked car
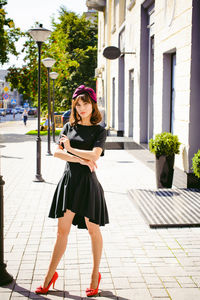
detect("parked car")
[28,107,37,115]
[6,108,12,114]
[15,107,21,114]
[62,110,71,125]
[0,108,6,116]
[11,108,17,114]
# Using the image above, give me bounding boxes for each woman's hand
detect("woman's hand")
[79,158,97,172]
[59,134,71,151]
[59,134,97,172]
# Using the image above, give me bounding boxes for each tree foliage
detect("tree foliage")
[192,150,200,178]
[6,7,98,113]
[7,32,49,110]
[0,0,21,64]
[149,132,181,157]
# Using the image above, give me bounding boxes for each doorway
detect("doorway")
[112,77,115,128]
[170,53,176,134]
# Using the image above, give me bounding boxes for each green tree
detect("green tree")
[0,0,21,64]
[6,7,98,113]
[49,8,98,110]
[6,32,49,111]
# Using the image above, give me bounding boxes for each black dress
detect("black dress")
[48,122,109,229]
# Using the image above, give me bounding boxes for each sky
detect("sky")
[1,0,88,69]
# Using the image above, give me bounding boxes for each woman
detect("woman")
[35,85,109,297]
[22,109,28,125]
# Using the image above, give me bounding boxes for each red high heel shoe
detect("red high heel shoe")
[35,272,58,294]
[86,272,101,297]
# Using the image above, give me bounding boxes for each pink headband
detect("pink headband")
[72,85,97,103]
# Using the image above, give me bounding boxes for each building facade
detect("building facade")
[86,0,200,183]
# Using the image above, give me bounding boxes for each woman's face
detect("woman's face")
[75,98,93,120]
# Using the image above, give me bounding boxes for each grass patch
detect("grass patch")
[26,129,61,136]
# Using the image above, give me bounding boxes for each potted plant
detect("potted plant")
[192,150,200,178]
[149,132,181,188]
[190,150,200,189]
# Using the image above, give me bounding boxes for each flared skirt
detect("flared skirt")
[48,164,109,229]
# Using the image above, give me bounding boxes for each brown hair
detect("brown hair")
[69,93,102,126]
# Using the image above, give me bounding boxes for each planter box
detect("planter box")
[156,155,175,188]
[187,173,200,189]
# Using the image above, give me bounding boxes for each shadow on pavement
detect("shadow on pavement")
[1,281,51,300]
[53,289,128,299]
[1,281,129,300]
[44,181,57,186]
[0,133,47,144]
[1,155,23,159]
[98,290,129,299]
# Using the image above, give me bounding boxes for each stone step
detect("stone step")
[105,136,143,150]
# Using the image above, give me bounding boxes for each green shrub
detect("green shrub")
[192,150,200,178]
[149,132,181,157]
[26,130,61,136]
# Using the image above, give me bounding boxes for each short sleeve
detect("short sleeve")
[56,122,69,147]
[93,127,107,156]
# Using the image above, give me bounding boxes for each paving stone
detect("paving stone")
[128,276,145,283]
[65,290,82,298]
[168,288,200,300]
[10,298,29,300]
[65,284,81,291]
[112,277,131,289]
[149,288,169,298]
[163,282,181,288]
[116,288,152,300]
[0,292,11,300]
[152,298,170,300]
[143,275,161,284]
[19,263,35,270]
[13,283,31,292]
[139,266,155,274]
[154,266,187,277]
[11,291,30,297]
[130,282,147,289]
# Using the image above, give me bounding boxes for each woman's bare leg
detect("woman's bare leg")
[85,217,103,289]
[43,209,75,287]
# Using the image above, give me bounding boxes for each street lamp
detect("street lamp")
[28,24,51,182]
[0,174,13,285]
[42,58,56,155]
[50,72,59,143]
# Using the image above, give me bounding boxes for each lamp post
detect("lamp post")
[28,24,51,182]
[42,58,56,155]
[0,174,13,286]
[50,72,59,143]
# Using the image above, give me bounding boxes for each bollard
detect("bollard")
[0,175,13,286]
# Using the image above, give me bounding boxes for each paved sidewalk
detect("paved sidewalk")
[1,120,200,300]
